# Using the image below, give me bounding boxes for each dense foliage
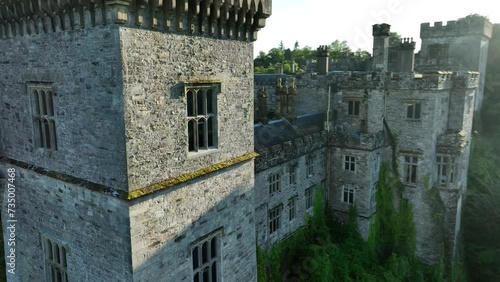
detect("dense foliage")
[254,40,370,74]
[257,167,460,281]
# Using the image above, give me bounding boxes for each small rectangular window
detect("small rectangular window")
[305,187,314,210]
[269,205,282,234]
[347,100,360,116]
[403,155,418,184]
[344,155,356,172]
[42,236,68,282]
[289,164,297,184]
[406,102,421,119]
[342,184,355,204]
[288,196,297,221]
[29,84,57,150]
[268,173,281,195]
[436,155,457,186]
[306,156,314,178]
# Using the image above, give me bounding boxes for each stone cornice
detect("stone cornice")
[0,0,271,41]
[1,152,258,200]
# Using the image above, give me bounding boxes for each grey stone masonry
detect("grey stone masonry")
[418,17,492,111]
[1,1,272,282]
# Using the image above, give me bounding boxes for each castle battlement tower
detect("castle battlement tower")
[0,1,271,281]
[418,15,492,111]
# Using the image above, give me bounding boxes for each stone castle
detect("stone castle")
[0,1,494,281]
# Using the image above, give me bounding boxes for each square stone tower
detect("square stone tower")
[0,1,271,281]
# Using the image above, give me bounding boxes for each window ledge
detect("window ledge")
[187,147,218,158]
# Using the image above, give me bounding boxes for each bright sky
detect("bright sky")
[253,0,500,57]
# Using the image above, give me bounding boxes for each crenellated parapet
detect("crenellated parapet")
[255,131,327,172]
[0,0,272,41]
[421,18,493,39]
[329,70,479,91]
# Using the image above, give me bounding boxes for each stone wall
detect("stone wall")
[0,27,127,190]
[130,161,256,282]
[2,166,131,282]
[255,146,326,248]
[120,28,255,192]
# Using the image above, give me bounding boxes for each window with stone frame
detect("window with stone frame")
[268,173,281,195]
[436,155,457,185]
[42,236,68,282]
[344,155,356,172]
[342,184,355,204]
[429,44,449,59]
[403,155,418,184]
[192,230,221,282]
[305,186,314,210]
[289,164,297,184]
[288,196,298,221]
[186,83,219,153]
[406,101,422,119]
[29,84,57,150]
[306,156,314,178]
[347,99,361,116]
[269,205,282,234]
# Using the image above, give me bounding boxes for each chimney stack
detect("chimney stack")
[397,37,416,72]
[316,45,330,74]
[372,23,391,71]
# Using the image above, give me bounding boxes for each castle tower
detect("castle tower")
[418,16,493,111]
[372,24,391,71]
[316,45,330,74]
[0,1,271,281]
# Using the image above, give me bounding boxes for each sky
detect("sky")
[253,0,500,57]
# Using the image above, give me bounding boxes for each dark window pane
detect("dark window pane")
[197,90,204,115]
[198,119,206,149]
[49,120,57,150]
[33,90,40,115]
[343,191,348,202]
[189,120,196,152]
[43,119,50,149]
[415,103,421,118]
[192,247,199,269]
[46,91,54,116]
[193,273,199,282]
[202,242,208,263]
[211,237,217,259]
[208,117,214,147]
[207,89,214,114]
[211,261,217,281]
[39,90,47,115]
[61,247,66,267]
[203,267,210,282]
[47,240,53,260]
[407,104,413,118]
[187,90,195,116]
[354,101,360,115]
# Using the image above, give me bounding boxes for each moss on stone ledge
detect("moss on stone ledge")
[127,152,259,200]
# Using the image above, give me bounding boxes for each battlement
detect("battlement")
[0,0,272,41]
[255,131,327,172]
[421,17,493,39]
[329,70,479,90]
